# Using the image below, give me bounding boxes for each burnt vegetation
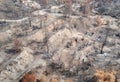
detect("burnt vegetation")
[0,0,120,82]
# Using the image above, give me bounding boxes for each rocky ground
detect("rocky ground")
[0,0,120,82]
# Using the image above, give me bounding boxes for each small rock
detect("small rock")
[0,30,13,43]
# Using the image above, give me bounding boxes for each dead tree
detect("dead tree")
[28,9,32,27]
[106,0,111,3]
[43,15,49,54]
[63,0,72,17]
[43,0,48,7]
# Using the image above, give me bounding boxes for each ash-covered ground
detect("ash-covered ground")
[0,0,120,82]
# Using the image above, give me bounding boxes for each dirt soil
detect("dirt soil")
[0,0,120,82]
